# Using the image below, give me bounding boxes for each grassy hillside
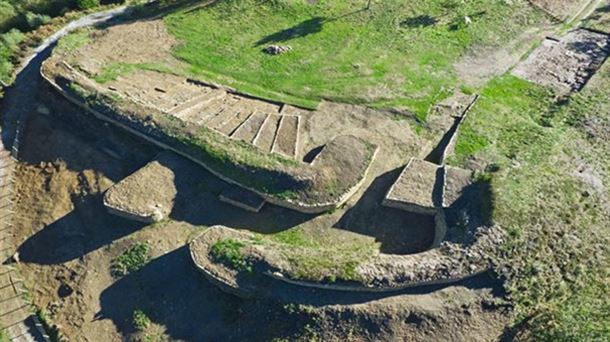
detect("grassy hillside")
[451,68,610,340]
[164,0,542,119]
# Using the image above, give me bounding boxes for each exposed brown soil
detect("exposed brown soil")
[3,10,519,342]
[10,92,513,342]
[529,0,591,20]
[72,20,183,76]
[385,159,443,211]
[455,28,552,87]
[272,115,299,157]
[43,17,440,212]
[103,151,194,223]
[512,29,610,93]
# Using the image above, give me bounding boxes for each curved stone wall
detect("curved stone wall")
[189,225,502,295]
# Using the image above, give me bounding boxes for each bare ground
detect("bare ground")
[6,85,514,341]
[454,27,553,87]
[529,0,593,20]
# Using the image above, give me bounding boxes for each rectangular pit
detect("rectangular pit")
[271,115,300,158]
[253,114,281,152]
[231,112,269,143]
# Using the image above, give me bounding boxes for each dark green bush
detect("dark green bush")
[76,0,99,10]
[111,242,151,277]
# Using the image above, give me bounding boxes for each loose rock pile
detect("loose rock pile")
[264,45,292,55]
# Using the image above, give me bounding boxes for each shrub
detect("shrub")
[210,238,252,272]
[76,0,100,10]
[132,310,151,331]
[0,28,24,82]
[24,11,51,30]
[0,2,18,32]
[0,327,9,342]
[111,242,150,277]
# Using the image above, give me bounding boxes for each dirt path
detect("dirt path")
[0,132,49,342]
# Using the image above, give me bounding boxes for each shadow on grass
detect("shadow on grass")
[254,6,370,47]
[443,175,495,245]
[256,17,326,46]
[399,15,438,29]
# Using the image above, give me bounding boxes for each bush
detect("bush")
[76,0,100,10]
[0,28,25,82]
[132,310,151,331]
[24,11,51,30]
[210,238,252,272]
[0,327,9,342]
[111,242,150,277]
[0,2,18,32]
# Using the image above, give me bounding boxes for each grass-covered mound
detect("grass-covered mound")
[191,225,496,290]
[164,0,543,119]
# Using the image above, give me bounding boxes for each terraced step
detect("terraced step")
[186,92,231,125]
[0,307,31,330]
[253,114,281,152]
[169,88,217,116]
[157,82,209,112]
[231,112,268,143]
[271,115,300,158]
[174,89,226,121]
[204,97,243,129]
[217,106,256,136]
[219,185,265,212]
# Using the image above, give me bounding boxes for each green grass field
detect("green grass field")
[164,0,542,119]
[451,68,610,340]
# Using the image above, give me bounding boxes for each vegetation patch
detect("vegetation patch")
[450,69,610,340]
[210,238,253,272]
[55,29,91,53]
[0,28,24,82]
[133,309,152,331]
[164,0,543,119]
[0,327,8,342]
[263,227,376,283]
[36,308,61,342]
[111,242,151,277]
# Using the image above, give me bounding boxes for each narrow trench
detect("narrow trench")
[425,95,479,165]
[424,116,462,165]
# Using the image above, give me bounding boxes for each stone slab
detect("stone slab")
[383,158,443,215]
[103,151,191,223]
